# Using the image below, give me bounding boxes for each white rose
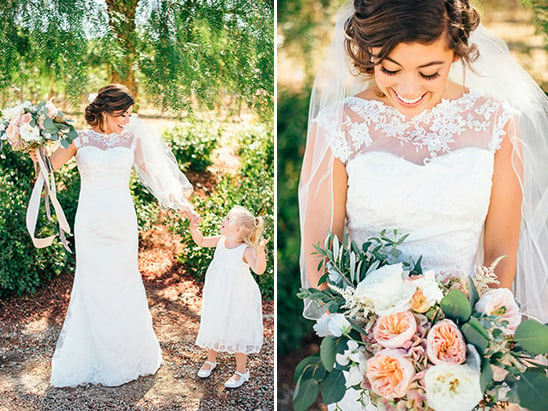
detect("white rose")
[313,313,351,337]
[424,364,483,411]
[354,263,411,313]
[411,269,444,305]
[19,123,40,142]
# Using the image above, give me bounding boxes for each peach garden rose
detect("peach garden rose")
[373,311,417,348]
[366,349,415,398]
[426,319,466,365]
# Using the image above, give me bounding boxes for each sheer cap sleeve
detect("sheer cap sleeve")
[126,115,193,211]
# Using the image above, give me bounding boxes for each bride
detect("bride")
[299,0,548,407]
[35,84,198,387]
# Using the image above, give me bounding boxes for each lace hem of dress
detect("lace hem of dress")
[196,340,262,355]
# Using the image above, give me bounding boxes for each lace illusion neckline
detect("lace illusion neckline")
[346,88,478,120]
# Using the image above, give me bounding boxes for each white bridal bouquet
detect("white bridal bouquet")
[294,231,548,411]
[0,100,77,251]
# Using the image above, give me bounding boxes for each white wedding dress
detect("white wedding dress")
[317,89,514,409]
[50,129,162,387]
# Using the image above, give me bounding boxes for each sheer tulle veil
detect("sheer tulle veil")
[298,2,548,321]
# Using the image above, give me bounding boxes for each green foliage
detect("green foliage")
[0,1,274,116]
[276,88,312,354]
[173,124,274,299]
[163,121,219,172]
[0,147,77,296]
[522,0,548,50]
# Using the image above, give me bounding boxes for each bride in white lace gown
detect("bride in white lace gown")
[40,84,197,387]
[299,0,548,408]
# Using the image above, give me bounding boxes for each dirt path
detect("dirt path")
[0,227,274,410]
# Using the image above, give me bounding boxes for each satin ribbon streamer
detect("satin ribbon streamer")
[25,146,72,252]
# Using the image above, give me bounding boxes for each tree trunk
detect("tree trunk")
[105,0,139,100]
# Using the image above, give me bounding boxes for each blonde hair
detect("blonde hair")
[230,206,264,247]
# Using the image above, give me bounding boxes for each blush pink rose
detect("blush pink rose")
[366,349,416,398]
[21,113,32,124]
[475,288,521,334]
[374,311,417,348]
[426,319,467,365]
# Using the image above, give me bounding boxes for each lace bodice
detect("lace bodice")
[318,90,515,275]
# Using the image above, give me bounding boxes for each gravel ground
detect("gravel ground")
[0,227,274,411]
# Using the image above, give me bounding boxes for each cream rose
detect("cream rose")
[475,288,521,334]
[354,263,414,314]
[427,319,467,365]
[366,349,415,398]
[374,311,417,348]
[424,364,483,411]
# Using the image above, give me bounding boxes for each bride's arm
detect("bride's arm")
[483,121,523,289]
[49,144,77,171]
[301,125,347,288]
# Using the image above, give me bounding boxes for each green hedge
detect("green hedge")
[0,148,77,296]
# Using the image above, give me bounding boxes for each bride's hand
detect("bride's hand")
[29,149,38,164]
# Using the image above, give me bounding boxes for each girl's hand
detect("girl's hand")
[189,213,201,230]
[258,237,270,248]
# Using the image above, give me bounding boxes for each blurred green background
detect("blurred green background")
[276,0,548,408]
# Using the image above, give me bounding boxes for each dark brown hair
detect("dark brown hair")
[344,0,480,76]
[84,84,134,130]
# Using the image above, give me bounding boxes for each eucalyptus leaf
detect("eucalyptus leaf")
[517,369,548,411]
[320,336,337,371]
[514,319,548,355]
[294,355,323,384]
[293,376,320,411]
[440,288,472,323]
[320,369,346,404]
[461,317,489,354]
[60,139,69,149]
[468,276,479,307]
[480,359,493,392]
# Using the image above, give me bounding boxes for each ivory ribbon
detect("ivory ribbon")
[25,146,72,252]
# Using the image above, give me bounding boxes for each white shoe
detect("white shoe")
[197,361,217,378]
[224,370,250,389]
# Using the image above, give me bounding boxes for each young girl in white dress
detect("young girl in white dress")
[189,206,268,388]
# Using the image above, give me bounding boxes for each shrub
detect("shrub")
[163,121,219,172]
[0,148,76,296]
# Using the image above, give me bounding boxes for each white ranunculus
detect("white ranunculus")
[19,123,40,142]
[424,364,483,411]
[313,313,351,337]
[354,263,410,313]
[313,313,332,337]
[328,313,351,337]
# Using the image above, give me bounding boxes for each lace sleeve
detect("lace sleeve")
[315,105,351,163]
[490,99,515,153]
[127,116,193,211]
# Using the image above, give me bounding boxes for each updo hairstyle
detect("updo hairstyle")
[85,84,134,130]
[230,206,265,248]
[344,0,480,76]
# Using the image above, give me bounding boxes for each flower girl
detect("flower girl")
[189,206,268,388]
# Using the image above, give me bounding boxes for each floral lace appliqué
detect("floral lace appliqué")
[320,89,512,164]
